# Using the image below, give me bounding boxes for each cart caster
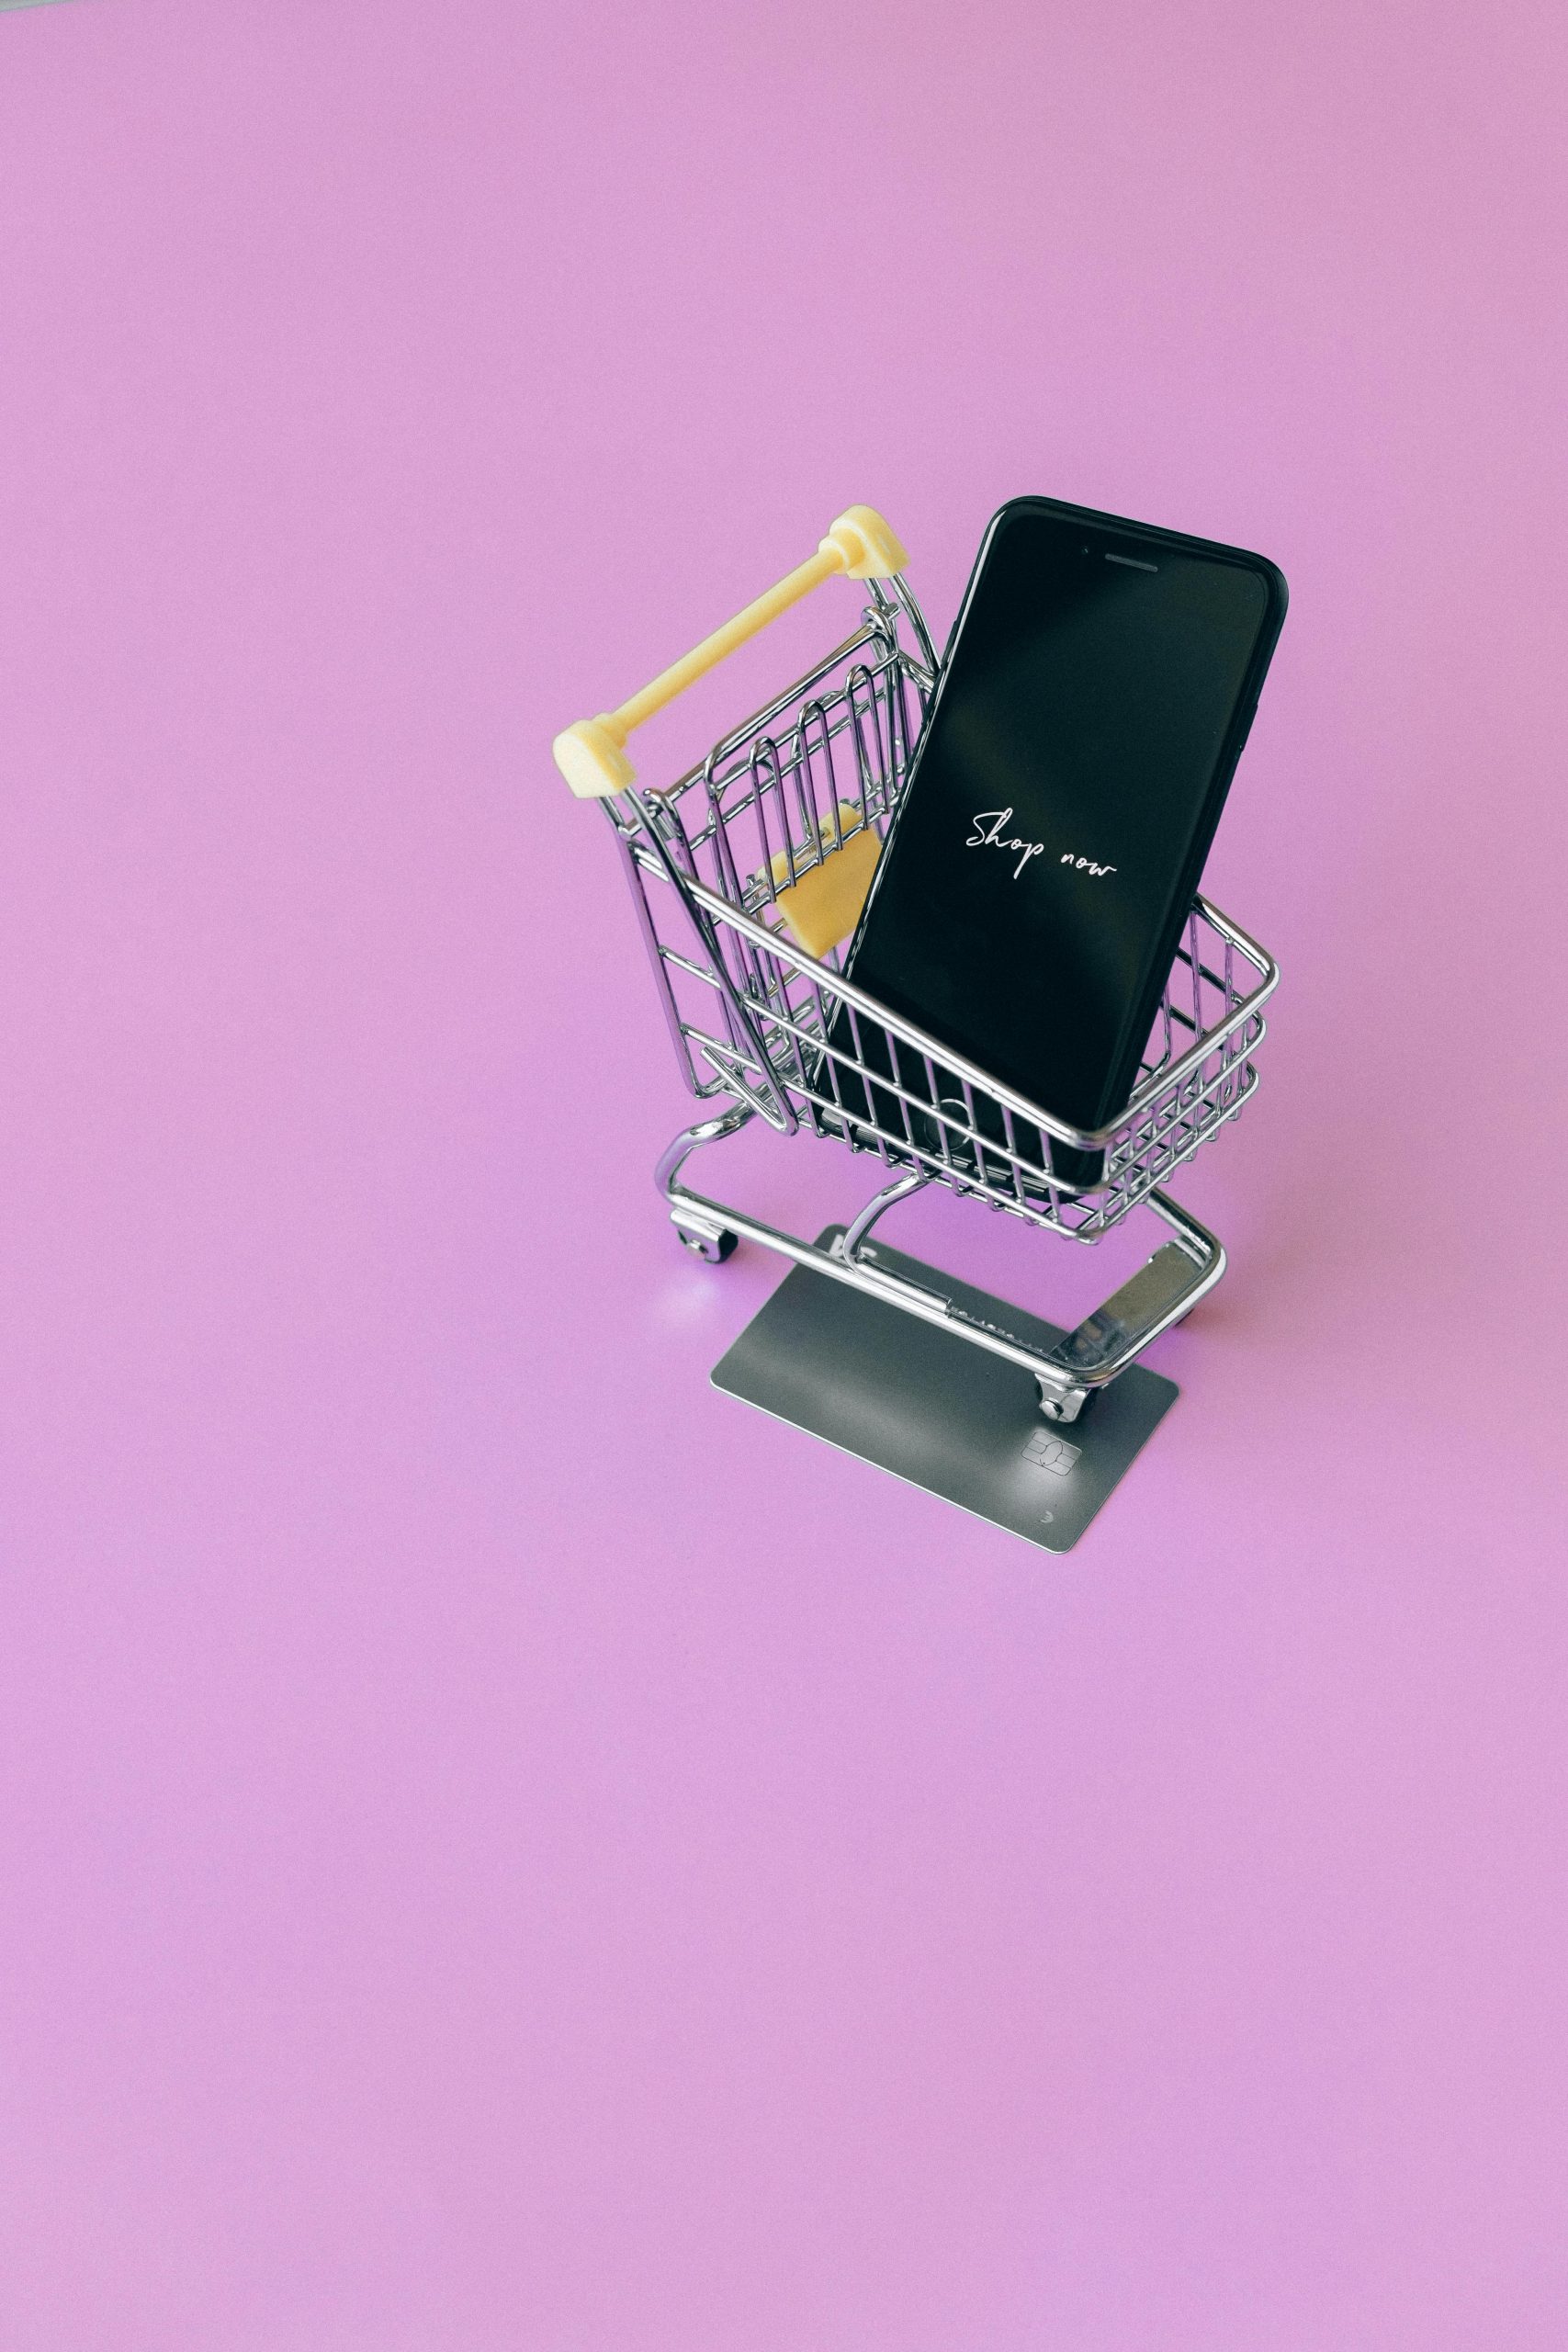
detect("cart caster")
[675,1221,739,1265]
[1036,1374,1091,1425]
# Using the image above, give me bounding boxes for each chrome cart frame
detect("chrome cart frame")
[558,509,1277,1434]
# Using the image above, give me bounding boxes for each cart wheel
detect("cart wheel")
[676,1224,739,1265]
[1036,1374,1092,1425]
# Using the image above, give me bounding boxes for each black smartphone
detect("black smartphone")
[831,496,1287,1189]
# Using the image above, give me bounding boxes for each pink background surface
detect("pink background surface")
[3,3,1567,2346]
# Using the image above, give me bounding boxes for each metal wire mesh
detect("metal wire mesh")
[604,578,1275,1243]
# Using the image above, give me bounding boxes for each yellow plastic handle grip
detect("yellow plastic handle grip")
[553,504,909,798]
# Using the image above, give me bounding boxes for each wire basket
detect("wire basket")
[605,573,1274,1242]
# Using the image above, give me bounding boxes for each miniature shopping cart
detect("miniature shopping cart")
[554,507,1278,1547]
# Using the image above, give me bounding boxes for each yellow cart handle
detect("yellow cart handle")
[553,504,908,798]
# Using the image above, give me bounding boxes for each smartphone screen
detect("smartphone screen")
[839,497,1286,1186]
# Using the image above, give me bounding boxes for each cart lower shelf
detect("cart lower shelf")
[660,1101,1225,1426]
[712,1225,1179,1554]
